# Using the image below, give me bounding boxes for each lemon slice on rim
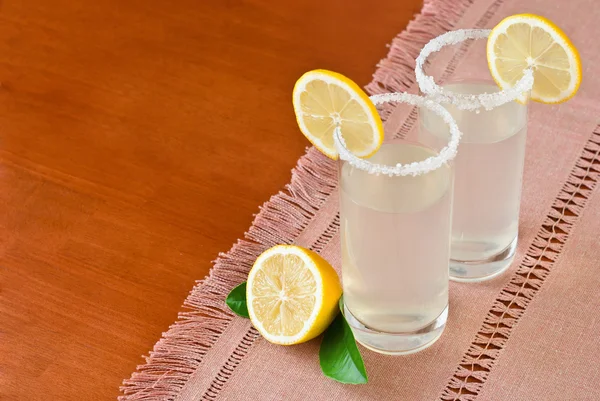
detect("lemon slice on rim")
[246,245,342,345]
[292,69,384,160]
[487,14,582,104]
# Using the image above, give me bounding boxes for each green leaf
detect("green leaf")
[226,282,249,318]
[319,310,368,384]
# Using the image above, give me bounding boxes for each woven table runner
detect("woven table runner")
[121,0,600,399]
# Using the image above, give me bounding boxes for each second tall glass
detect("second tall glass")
[416,29,533,282]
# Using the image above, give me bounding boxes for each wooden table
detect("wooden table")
[0,1,421,399]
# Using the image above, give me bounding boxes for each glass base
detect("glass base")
[449,236,517,282]
[342,303,448,355]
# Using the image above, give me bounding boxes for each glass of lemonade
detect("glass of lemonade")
[416,29,533,282]
[335,92,461,355]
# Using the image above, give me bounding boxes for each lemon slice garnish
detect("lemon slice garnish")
[246,245,342,345]
[487,14,581,104]
[292,69,384,160]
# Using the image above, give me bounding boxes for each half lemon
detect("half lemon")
[246,245,342,345]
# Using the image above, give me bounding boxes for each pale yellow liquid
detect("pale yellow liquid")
[420,83,527,262]
[340,143,452,333]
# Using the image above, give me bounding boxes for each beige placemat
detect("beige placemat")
[120,0,600,399]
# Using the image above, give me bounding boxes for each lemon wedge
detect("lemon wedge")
[246,245,342,345]
[487,14,582,104]
[292,69,384,160]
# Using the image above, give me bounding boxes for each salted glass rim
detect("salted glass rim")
[334,92,461,177]
[415,29,534,111]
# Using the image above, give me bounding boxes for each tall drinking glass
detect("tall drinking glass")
[416,30,534,282]
[335,93,461,355]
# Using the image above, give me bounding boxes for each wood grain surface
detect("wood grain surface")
[0,1,421,399]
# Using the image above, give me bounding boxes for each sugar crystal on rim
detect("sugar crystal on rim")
[415,29,534,111]
[334,92,462,177]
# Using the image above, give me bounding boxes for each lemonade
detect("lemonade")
[420,82,528,280]
[340,142,451,352]
[415,17,580,281]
